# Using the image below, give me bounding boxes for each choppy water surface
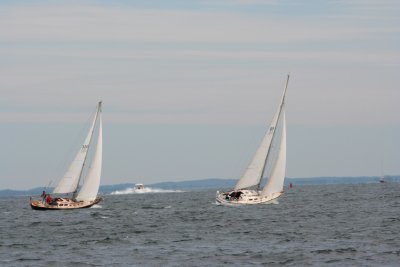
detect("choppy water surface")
[1,183,400,266]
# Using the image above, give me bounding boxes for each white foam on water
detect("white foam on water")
[91,204,102,208]
[110,187,184,195]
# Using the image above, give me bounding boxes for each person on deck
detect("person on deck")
[229,191,243,200]
[46,194,52,204]
[41,191,46,201]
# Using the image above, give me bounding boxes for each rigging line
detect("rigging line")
[74,102,101,197]
[260,115,284,189]
[77,104,98,185]
[44,179,52,191]
[79,119,98,190]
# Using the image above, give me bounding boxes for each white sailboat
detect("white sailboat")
[379,161,386,183]
[216,76,289,205]
[30,101,103,210]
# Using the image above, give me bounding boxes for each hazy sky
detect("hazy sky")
[1,0,399,189]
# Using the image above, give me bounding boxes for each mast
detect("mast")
[53,102,101,195]
[380,160,385,182]
[73,101,101,198]
[261,112,286,197]
[256,75,289,191]
[76,103,103,201]
[233,75,290,191]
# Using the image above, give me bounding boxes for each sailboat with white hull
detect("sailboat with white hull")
[216,76,289,205]
[30,101,103,210]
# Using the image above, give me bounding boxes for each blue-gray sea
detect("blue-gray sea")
[1,183,400,266]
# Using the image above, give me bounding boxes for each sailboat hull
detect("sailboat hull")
[30,197,102,210]
[215,190,283,206]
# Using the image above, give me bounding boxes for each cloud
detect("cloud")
[0,4,390,44]
[0,1,399,126]
[204,0,280,6]
[0,1,400,189]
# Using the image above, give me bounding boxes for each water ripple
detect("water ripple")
[0,184,400,266]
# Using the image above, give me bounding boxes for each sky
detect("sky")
[0,0,399,189]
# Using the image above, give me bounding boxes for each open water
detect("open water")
[1,183,400,266]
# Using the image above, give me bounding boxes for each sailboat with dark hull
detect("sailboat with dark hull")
[216,76,289,205]
[30,102,103,210]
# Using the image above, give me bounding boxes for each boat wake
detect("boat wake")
[110,187,184,195]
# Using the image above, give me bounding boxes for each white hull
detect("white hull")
[135,184,145,190]
[215,190,283,206]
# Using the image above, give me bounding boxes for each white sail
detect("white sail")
[234,108,281,190]
[261,112,286,197]
[234,76,289,191]
[53,107,99,194]
[76,112,102,201]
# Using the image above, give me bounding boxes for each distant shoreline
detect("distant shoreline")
[1,176,399,198]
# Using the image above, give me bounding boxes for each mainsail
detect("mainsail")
[76,111,102,201]
[53,103,101,194]
[234,107,281,190]
[261,113,286,197]
[234,75,289,191]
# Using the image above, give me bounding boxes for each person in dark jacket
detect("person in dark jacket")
[41,190,46,201]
